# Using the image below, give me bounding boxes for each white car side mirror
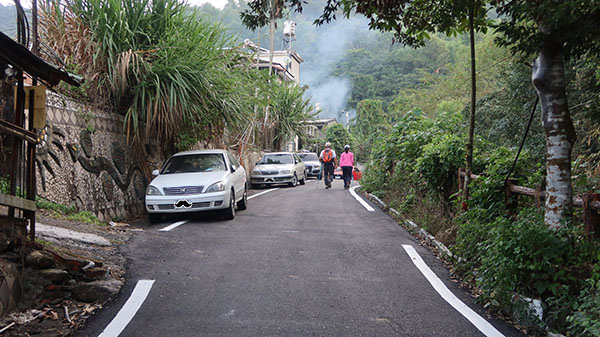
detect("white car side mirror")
[152,169,160,176]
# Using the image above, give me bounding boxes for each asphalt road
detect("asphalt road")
[75,179,525,337]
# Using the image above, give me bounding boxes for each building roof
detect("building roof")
[306,118,338,125]
[0,31,80,87]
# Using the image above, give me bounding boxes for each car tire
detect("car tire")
[148,213,161,224]
[223,191,235,220]
[288,174,298,187]
[237,186,248,210]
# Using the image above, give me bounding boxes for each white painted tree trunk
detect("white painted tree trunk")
[532,46,576,229]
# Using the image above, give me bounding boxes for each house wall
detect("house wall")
[37,92,147,221]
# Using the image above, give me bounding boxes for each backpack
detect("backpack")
[322,149,333,163]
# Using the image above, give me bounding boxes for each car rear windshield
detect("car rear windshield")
[161,153,226,174]
[258,154,293,165]
[298,153,318,161]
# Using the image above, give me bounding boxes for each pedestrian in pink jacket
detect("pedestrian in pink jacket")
[339,144,354,189]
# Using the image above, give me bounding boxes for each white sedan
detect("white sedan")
[145,149,247,222]
[250,152,306,188]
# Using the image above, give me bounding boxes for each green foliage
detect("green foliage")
[567,278,600,337]
[416,134,465,197]
[268,82,316,151]
[65,211,104,225]
[324,124,354,156]
[494,1,600,60]
[36,197,104,225]
[0,176,9,194]
[457,207,599,333]
[350,99,389,160]
[36,198,77,215]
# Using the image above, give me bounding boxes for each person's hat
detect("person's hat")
[325,142,331,147]
[344,144,350,149]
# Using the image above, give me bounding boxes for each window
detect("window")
[161,153,226,174]
[258,154,294,165]
[298,153,318,161]
[227,152,240,169]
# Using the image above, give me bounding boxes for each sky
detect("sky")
[0,0,227,8]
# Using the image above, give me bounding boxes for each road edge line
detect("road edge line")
[98,279,155,337]
[248,188,279,200]
[158,220,189,232]
[402,245,505,337]
[350,186,375,211]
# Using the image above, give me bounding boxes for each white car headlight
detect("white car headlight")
[251,169,261,176]
[146,185,161,195]
[280,169,292,175]
[205,181,225,193]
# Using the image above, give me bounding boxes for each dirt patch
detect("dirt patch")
[0,211,138,336]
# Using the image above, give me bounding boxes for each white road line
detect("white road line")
[402,245,505,337]
[247,188,279,200]
[98,280,155,337]
[158,220,188,232]
[350,186,375,211]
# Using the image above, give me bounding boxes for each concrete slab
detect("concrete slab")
[35,223,112,246]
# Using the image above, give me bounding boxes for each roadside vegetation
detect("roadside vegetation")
[355,24,600,337]
[38,0,314,179]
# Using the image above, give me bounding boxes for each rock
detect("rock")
[38,269,70,284]
[83,267,108,281]
[72,279,123,303]
[0,232,11,252]
[26,250,55,269]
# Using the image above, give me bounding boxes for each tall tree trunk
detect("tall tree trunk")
[463,7,476,200]
[532,43,576,229]
[268,0,275,76]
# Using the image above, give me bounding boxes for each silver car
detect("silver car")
[250,152,306,188]
[297,152,321,179]
[145,149,248,222]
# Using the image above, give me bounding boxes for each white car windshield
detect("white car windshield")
[161,154,226,174]
[259,154,293,165]
[298,153,318,161]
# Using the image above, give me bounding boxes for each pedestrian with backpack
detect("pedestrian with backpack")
[319,142,337,189]
[339,144,354,189]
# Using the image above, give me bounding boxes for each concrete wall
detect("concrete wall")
[36,92,146,221]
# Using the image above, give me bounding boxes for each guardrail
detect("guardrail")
[458,168,600,240]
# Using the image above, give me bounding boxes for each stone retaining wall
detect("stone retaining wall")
[36,92,146,221]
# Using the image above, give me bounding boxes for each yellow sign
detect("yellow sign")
[13,85,47,129]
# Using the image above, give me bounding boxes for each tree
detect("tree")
[266,82,315,151]
[351,99,388,160]
[493,0,600,228]
[324,124,354,156]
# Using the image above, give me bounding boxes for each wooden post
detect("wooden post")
[505,178,519,217]
[582,193,600,240]
[535,184,543,208]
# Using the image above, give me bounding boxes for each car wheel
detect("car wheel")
[237,186,248,210]
[288,174,298,187]
[299,173,305,185]
[223,191,236,220]
[148,213,161,224]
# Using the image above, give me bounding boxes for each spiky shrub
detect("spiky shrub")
[40,0,254,146]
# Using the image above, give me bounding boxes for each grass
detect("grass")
[36,197,104,226]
